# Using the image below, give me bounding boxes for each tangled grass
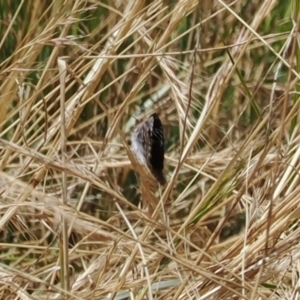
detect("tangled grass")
[0,0,300,299]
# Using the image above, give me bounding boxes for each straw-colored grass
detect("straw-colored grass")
[0,0,299,299]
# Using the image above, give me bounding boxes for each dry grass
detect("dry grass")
[0,0,300,299]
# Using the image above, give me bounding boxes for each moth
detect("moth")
[131,113,166,185]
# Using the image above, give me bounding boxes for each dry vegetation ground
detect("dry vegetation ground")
[0,0,300,299]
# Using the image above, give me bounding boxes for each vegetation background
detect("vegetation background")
[0,0,300,299]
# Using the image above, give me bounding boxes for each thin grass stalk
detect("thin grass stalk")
[291,0,300,130]
[58,58,70,294]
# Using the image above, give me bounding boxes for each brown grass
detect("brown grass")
[0,0,300,299]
